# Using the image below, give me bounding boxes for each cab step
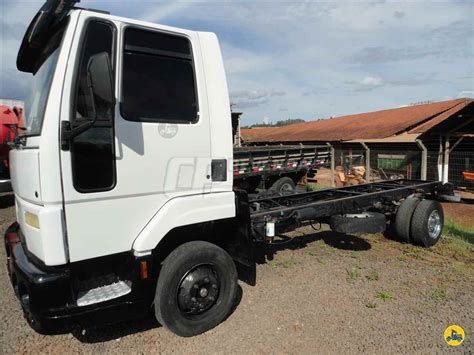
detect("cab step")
[76,281,131,307]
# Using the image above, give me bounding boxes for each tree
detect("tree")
[242,118,305,128]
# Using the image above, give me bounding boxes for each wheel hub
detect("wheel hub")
[199,287,208,297]
[427,210,441,239]
[177,265,219,315]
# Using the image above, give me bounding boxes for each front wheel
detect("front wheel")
[154,241,238,337]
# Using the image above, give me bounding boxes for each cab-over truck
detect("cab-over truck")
[5,0,457,337]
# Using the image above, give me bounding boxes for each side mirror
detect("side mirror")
[87,51,115,114]
[61,52,114,150]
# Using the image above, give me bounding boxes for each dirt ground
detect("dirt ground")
[314,167,333,187]
[442,202,474,230]
[0,195,473,354]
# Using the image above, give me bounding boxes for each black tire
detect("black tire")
[395,196,421,243]
[329,212,386,234]
[269,177,295,192]
[410,200,444,247]
[154,241,237,337]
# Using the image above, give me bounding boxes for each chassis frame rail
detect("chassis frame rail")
[249,179,442,222]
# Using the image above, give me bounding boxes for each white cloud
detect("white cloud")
[139,2,193,23]
[458,90,474,98]
[360,76,384,87]
[230,89,286,108]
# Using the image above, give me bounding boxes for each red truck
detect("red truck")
[0,105,24,191]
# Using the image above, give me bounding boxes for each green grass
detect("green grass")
[430,288,448,302]
[376,290,394,301]
[306,250,326,264]
[451,260,469,271]
[346,267,360,282]
[281,259,296,268]
[306,183,326,192]
[443,219,474,244]
[269,259,297,269]
[396,255,407,262]
[400,244,425,259]
[349,251,360,259]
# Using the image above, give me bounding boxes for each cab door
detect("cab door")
[60,13,212,262]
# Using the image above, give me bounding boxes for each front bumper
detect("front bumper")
[4,222,151,333]
[0,179,12,193]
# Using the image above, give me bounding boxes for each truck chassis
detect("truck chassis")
[251,179,439,221]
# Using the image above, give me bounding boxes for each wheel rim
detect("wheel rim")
[280,182,294,191]
[427,210,442,239]
[177,264,220,316]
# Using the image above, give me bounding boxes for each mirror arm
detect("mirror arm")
[61,120,94,151]
[61,77,99,151]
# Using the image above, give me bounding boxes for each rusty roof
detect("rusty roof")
[242,98,473,143]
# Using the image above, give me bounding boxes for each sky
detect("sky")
[0,0,473,126]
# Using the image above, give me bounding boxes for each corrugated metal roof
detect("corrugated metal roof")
[347,133,421,143]
[242,98,473,143]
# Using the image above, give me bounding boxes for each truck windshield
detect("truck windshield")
[23,33,62,136]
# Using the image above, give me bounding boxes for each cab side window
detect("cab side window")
[121,28,198,123]
[71,21,116,192]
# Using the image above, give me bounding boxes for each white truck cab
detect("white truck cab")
[12,1,235,266]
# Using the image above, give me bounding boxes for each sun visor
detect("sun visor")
[17,0,79,73]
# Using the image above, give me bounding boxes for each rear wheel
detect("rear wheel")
[269,177,295,192]
[154,241,237,337]
[394,196,420,243]
[410,200,444,247]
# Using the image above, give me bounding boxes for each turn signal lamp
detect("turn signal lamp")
[25,212,40,229]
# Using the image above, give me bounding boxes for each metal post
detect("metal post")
[416,139,427,180]
[438,135,443,181]
[236,117,241,147]
[326,142,335,187]
[360,142,370,182]
[443,135,450,184]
